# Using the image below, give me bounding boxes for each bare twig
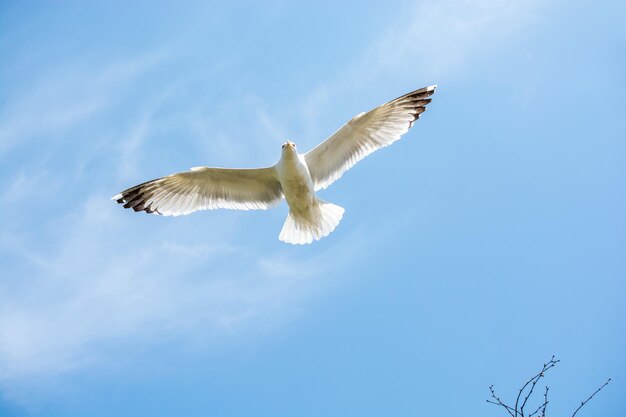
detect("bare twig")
[520,370,543,416]
[570,378,611,417]
[488,384,516,417]
[515,356,559,417]
[528,387,549,417]
[487,357,609,417]
[540,386,549,417]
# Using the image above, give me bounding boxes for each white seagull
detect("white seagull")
[113,85,437,244]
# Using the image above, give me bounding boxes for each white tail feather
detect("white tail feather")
[279,200,344,245]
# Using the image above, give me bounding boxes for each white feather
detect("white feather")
[112,166,282,216]
[304,85,436,191]
[279,200,344,245]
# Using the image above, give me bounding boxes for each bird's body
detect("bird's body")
[275,144,315,215]
[273,143,345,244]
[113,85,437,244]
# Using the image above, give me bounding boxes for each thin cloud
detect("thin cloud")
[0,194,353,387]
[0,0,550,407]
[364,0,545,81]
[0,51,169,155]
[0,46,360,400]
[294,0,547,151]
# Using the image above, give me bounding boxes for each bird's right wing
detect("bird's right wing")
[305,85,436,191]
[112,166,282,216]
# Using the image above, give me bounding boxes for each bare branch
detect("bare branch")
[540,386,549,417]
[528,387,549,417]
[487,357,609,417]
[520,371,542,416]
[571,378,611,417]
[514,356,559,417]
[488,384,516,417]
[487,400,516,415]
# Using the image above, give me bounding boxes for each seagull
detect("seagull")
[113,85,437,244]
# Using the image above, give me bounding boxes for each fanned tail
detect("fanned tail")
[279,200,344,245]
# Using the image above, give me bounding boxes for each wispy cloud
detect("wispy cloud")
[0,43,364,406]
[0,193,356,400]
[182,92,290,168]
[293,0,547,150]
[0,0,549,408]
[0,50,168,155]
[362,0,545,81]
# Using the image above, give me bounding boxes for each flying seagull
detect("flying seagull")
[113,85,437,244]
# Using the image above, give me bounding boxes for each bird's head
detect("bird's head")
[281,141,297,153]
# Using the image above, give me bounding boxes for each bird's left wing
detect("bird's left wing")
[304,85,436,191]
[112,166,282,216]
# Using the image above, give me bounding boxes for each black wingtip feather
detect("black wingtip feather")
[113,179,163,215]
[393,85,437,102]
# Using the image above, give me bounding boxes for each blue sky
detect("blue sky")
[1,1,624,416]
